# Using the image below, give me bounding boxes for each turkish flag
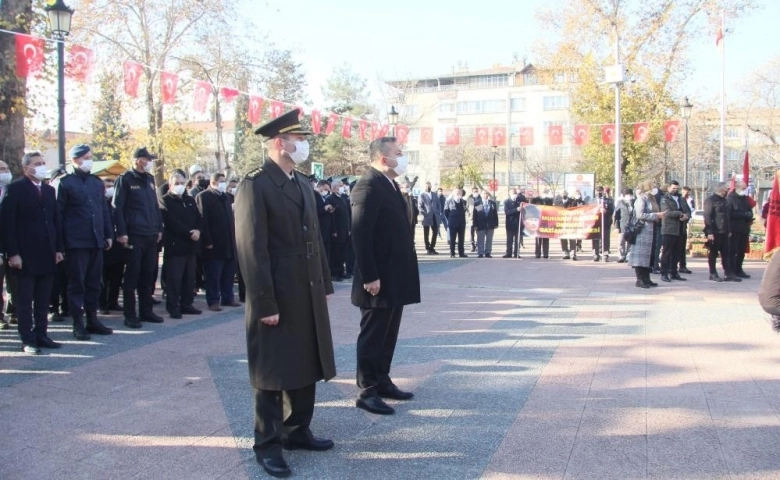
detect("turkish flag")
[193,81,211,113]
[65,45,94,82]
[601,124,616,145]
[574,124,590,146]
[396,125,409,144]
[377,124,390,138]
[358,119,368,140]
[764,171,780,260]
[549,125,563,145]
[341,117,353,138]
[124,61,144,98]
[493,126,507,146]
[446,127,460,146]
[295,105,305,119]
[221,87,240,104]
[15,34,44,78]
[475,127,489,146]
[270,101,284,119]
[247,96,263,124]
[325,114,338,135]
[368,122,378,140]
[633,122,649,143]
[160,72,179,105]
[311,110,322,134]
[519,127,534,146]
[664,120,680,142]
[420,127,434,145]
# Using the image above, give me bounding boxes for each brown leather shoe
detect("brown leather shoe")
[208,305,223,312]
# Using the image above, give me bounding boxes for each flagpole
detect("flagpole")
[719,10,726,181]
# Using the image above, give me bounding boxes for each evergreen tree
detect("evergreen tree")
[90,72,129,162]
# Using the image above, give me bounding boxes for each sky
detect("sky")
[243,0,779,110]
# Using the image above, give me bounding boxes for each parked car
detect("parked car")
[692,210,704,223]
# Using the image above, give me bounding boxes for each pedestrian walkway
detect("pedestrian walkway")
[1,247,778,479]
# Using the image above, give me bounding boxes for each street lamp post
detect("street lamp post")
[389,105,399,137]
[681,97,693,186]
[491,145,497,198]
[45,0,74,169]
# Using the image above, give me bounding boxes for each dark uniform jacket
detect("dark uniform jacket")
[315,192,334,242]
[473,199,499,230]
[504,195,524,232]
[350,167,421,309]
[703,194,730,235]
[402,192,417,228]
[1,178,63,276]
[554,197,578,208]
[112,168,162,237]
[660,193,691,236]
[234,159,335,391]
[444,196,467,229]
[727,192,754,236]
[326,193,349,243]
[57,169,113,250]
[161,192,202,257]
[592,196,615,228]
[531,196,553,207]
[103,198,125,266]
[196,188,236,260]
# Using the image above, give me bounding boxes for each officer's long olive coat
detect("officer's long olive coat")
[234,159,335,391]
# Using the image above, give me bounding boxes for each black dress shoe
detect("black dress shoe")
[709,274,723,282]
[356,396,395,415]
[258,457,291,478]
[723,275,742,282]
[459,254,468,258]
[140,312,164,323]
[502,254,512,258]
[180,305,202,315]
[652,268,662,275]
[485,254,493,258]
[635,280,650,289]
[169,311,182,319]
[151,297,162,305]
[429,249,439,255]
[661,274,672,282]
[450,254,456,258]
[378,384,414,400]
[678,267,692,274]
[736,272,751,279]
[283,434,334,451]
[37,336,62,349]
[124,317,143,329]
[478,254,484,258]
[670,273,687,281]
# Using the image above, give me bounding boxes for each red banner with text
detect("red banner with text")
[521,204,601,240]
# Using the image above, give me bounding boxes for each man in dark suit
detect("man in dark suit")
[196,172,239,311]
[326,178,350,282]
[474,190,499,258]
[1,152,64,354]
[99,177,125,315]
[554,191,578,260]
[235,110,336,478]
[659,181,691,282]
[503,188,524,258]
[58,144,115,340]
[315,180,334,264]
[351,136,421,416]
[445,189,468,258]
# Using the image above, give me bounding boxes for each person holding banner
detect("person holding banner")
[629,181,665,288]
[590,186,614,262]
[503,188,524,258]
[554,191,578,260]
[531,191,553,258]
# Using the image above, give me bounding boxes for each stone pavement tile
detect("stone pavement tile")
[484,421,579,479]
[576,407,647,436]
[713,419,780,479]
[0,446,75,479]
[563,434,646,480]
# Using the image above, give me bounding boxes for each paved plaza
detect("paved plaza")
[1,232,779,479]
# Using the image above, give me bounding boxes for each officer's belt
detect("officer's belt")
[269,242,315,258]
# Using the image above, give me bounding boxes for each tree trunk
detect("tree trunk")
[0,0,33,177]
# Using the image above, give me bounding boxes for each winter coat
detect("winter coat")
[629,193,662,268]
[659,193,690,236]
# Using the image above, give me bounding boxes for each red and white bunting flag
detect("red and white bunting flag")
[377,124,389,139]
[325,114,338,135]
[193,80,211,113]
[368,122,378,140]
[160,71,179,105]
[341,117,353,138]
[15,34,44,78]
[633,122,649,143]
[492,126,507,146]
[65,45,94,83]
[519,127,534,146]
[270,101,284,119]
[311,110,322,134]
[358,119,368,140]
[574,124,589,146]
[221,87,240,104]
[548,125,563,146]
[601,124,616,145]
[475,127,489,146]
[420,127,434,145]
[295,105,305,119]
[664,120,680,142]
[446,127,460,146]
[247,96,263,124]
[124,61,144,98]
[396,125,409,144]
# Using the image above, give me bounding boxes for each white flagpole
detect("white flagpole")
[719,10,726,181]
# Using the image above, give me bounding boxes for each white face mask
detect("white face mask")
[340,186,348,194]
[472,193,479,198]
[736,189,747,196]
[0,172,11,185]
[79,159,93,173]
[230,187,237,195]
[144,161,155,174]
[32,165,48,180]
[320,190,329,197]
[284,139,310,164]
[624,195,632,201]
[574,194,581,199]
[651,187,659,195]
[217,182,227,193]
[172,185,186,196]
[391,155,408,176]
[105,187,115,199]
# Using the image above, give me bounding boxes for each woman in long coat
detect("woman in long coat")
[629,181,666,288]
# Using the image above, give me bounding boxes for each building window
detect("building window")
[407,151,420,165]
[726,148,740,161]
[404,104,419,118]
[543,95,569,110]
[456,100,506,115]
[468,75,508,89]
[510,98,526,111]
[439,102,455,113]
[524,72,538,85]
[457,101,480,114]
[725,128,740,139]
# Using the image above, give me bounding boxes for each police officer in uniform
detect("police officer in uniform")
[234,110,336,478]
[113,147,165,328]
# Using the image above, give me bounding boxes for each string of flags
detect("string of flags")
[11,30,685,147]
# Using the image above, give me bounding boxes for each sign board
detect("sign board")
[311,162,324,180]
[563,173,596,203]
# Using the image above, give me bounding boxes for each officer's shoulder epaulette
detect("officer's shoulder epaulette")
[245,167,265,179]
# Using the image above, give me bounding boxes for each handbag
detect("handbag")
[622,207,644,245]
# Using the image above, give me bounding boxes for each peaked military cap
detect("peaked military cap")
[254,109,312,138]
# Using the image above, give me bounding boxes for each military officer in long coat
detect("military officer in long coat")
[234,110,336,479]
